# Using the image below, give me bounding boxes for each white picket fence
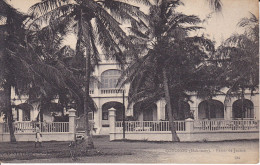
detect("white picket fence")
[2,122,69,133]
[193,119,259,131]
[115,121,186,132]
[115,119,259,133]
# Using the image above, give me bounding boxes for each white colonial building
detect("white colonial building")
[1,56,259,137]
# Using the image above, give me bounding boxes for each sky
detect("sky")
[7,0,259,48]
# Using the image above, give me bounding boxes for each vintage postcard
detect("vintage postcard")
[0,0,259,164]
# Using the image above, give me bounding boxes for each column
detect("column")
[157,100,166,120]
[18,109,23,121]
[0,123,3,134]
[108,107,116,141]
[185,118,194,141]
[68,109,76,134]
[185,118,194,133]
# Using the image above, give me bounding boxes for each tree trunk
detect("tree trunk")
[162,68,180,142]
[83,19,94,149]
[4,82,16,143]
[40,111,43,122]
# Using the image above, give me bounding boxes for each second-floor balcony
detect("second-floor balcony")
[89,88,127,96]
[100,88,125,94]
[88,69,128,96]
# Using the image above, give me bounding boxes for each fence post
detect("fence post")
[68,109,76,136]
[185,118,194,133]
[108,107,116,141]
[0,123,3,134]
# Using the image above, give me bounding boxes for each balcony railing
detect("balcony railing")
[100,88,125,94]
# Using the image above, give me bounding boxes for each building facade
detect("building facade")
[1,57,259,136]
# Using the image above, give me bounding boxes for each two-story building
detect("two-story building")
[1,56,259,136]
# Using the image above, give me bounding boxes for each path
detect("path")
[2,136,259,163]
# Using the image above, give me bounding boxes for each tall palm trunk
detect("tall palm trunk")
[84,45,94,149]
[162,68,180,142]
[83,17,94,149]
[4,80,16,143]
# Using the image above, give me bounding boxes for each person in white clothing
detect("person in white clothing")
[35,124,42,148]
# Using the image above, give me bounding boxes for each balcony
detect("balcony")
[89,88,127,96]
[100,88,125,94]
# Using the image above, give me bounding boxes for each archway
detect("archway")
[198,100,224,119]
[102,102,124,121]
[232,99,254,119]
[133,102,157,121]
[165,101,191,120]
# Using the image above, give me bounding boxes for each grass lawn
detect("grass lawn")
[0,136,259,163]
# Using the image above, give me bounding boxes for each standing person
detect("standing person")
[35,124,42,148]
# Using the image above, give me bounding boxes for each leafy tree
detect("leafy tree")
[28,0,148,148]
[216,13,259,115]
[0,0,33,142]
[0,0,87,142]
[24,24,86,122]
[120,0,217,141]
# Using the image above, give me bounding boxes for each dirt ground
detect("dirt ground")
[1,136,259,163]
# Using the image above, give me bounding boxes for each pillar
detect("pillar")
[108,107,116,141]
[157,100,166,120]
[0,123,3,134]
[185,118,194,133]
[68,109,76,134]
[18,109,23,121]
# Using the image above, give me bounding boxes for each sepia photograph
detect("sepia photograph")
[0,0,259,163]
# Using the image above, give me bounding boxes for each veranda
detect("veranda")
[0,110,77,142]
[0,108,259,142]
[108,108,259,142]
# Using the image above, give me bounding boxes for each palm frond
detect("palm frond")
[207,0,222,12]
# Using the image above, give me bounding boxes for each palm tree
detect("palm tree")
[216,13,259,116]
[28,0,149,148]
[0,0,33,142]
[120,0,216,141]
[1,0,88,142]
[24,23,88,121]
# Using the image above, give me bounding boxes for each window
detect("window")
[102,109,108,120]
[101,70,121,88]
[88,111,94,120]
[89,82,94,89]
